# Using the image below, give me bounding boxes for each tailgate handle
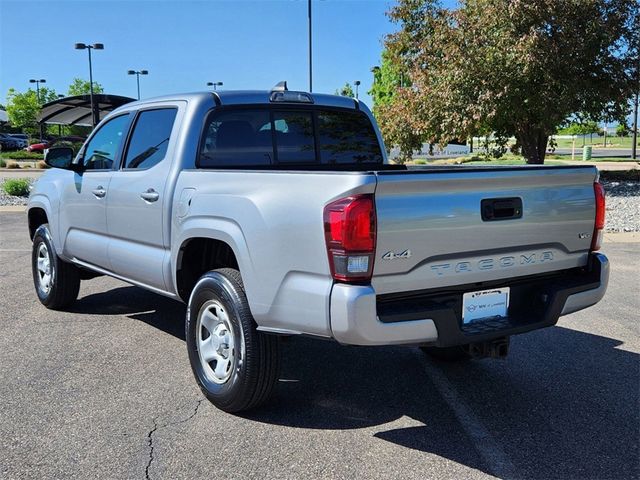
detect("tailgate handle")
[481,197,522,221]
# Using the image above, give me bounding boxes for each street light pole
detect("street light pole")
[308,0,312,92]
[128,70,149,100]
[206,81,223,91]
[75,42,104,127]
[633,91,639,160]
[29,78,46,140]
[633,56,639,160]
[354,80,361,100]
[29,78,46,103]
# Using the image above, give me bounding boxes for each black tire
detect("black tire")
[31,224,80,310]
[421,345,470,362]
[186,268,280,413]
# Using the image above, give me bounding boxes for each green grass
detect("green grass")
[2,178,31,197]
[410,154,564,166]
[410,152,638,167]
[464,158,565,166]
[547,154,639,162]
[552,136,638,149]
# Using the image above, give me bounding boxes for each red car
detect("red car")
[27,136,86,153]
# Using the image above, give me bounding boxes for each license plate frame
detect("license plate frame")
[462,287,510,324]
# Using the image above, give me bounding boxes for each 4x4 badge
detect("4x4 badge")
[382,249,411,260]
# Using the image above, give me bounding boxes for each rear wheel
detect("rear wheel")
[31,224,80,309]
[186,268,280,413]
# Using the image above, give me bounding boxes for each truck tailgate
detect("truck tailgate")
[372,166,598,295]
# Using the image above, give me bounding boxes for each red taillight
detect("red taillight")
[324,194,376,282]
[591,181,605,251]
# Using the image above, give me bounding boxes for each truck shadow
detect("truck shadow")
[70,285,187,340]
[251,329,640,479]
[72,285,639,479]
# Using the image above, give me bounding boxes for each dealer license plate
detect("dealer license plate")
[462,287,510,324]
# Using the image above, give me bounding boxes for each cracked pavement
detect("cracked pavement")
[1,211,638,479]
[145,399,204,480]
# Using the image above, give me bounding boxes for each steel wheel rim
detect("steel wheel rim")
[196,300,239,384]
[36,243,53,295]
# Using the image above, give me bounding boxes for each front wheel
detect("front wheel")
[186,268,280,413]
[31,224,80,310]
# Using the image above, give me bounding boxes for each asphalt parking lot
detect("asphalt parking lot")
[1,211,638,480]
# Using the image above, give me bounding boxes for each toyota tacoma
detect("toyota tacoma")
[28,83,609,412]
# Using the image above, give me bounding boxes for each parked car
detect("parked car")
[0,133,19,151]
[28,86,609,413]
[8,134,28,149]
[27,136,86,153]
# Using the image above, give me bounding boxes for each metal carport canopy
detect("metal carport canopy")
[37,94,135,126]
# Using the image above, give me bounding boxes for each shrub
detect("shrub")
[0,150,44,160]
[5,161,20,169]
[2,179,31,197]
[0,158,5,168]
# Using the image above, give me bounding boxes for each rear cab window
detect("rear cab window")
[198,106,383,169]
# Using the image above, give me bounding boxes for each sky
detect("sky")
[0,0,443,108]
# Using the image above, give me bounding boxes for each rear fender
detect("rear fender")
[172,217,254,308]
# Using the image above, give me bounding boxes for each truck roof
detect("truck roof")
[116,90,361,111]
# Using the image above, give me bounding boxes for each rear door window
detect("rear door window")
[123,108,177,169]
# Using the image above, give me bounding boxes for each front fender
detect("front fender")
[27,194,62,255]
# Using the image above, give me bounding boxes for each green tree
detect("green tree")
[369,51,411,107]
[377,0,637,164]
[5,87,58,134]
[67,77,104,96]
[369,50,422,161]
[335,82,355,98]
[558,120,601,136]
[616,122,630,137]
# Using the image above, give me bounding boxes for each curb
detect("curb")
[603,232,640,243]
[0,206,27,212]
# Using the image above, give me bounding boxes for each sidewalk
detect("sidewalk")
[0,169,44,179]
[603,232,640,243]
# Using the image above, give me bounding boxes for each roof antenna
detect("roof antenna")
[272,81,288,92]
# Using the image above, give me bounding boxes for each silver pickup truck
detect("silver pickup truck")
[28,84,609,412]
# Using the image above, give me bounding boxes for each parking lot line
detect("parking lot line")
[416,351,517,479]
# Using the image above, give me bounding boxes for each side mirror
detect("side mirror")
[45,147,82,172]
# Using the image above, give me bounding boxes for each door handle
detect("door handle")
[92,186,106,198]
[140,188,160,202]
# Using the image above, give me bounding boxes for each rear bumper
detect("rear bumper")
[329,253,609,347]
